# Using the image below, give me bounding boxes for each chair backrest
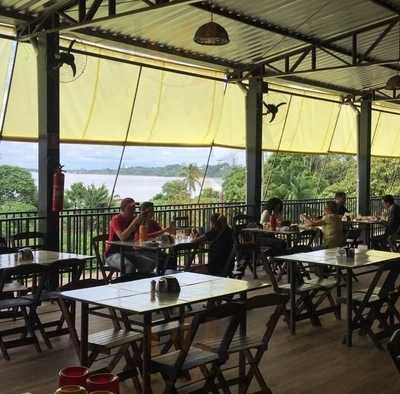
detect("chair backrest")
[0,263,48,304]
[232,214,258,235]
[358,260,400,306]
[92,234,109,278]
[47,258,86,290]
[11,231,45,249]
[246,293,288,346]
[294,229,320,248]
[171,242,199,270]
[388,329,400,373]
[176,302,245,370]
[173,215,190,229]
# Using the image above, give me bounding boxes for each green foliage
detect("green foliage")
[198,187,220,203]
[0,166,37,208]
[151,180,191,205]
[0,201,37,213]
[222,167,246,202]
[65,182,112,209]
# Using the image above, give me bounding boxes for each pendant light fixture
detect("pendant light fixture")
[194,12,230,46]
[385,22,400,90]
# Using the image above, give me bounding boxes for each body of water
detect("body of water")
[31,172,222,201]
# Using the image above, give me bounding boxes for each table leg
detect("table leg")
[346,269,353,347]
[120,246,126,275]
[143,311,152,394]
[289,261,296,335]
[336,268,342,320]
[239,292,247,394]
[80,302,89,367]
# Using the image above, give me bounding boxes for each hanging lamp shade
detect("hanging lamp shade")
[385,74,400,90]
[194,21,230,45]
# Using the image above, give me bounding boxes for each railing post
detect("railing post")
[37,23,60,251]
[245,73,263,220]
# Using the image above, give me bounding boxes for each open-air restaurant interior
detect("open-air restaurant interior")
[4,0,400,393]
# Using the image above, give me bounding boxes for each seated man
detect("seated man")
[335,191,349,216]
[105,198,158,274]
[373,195,400,250]
[193,213,234,277]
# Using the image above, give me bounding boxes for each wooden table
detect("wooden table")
[62,272,270,394]
[347,218,385,246]
[0,250,92,271]
[275,248,400,346]
[107,239,195,274]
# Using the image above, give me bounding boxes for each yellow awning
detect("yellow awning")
[2,39,400,157]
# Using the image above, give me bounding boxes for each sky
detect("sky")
[0,141,246,170]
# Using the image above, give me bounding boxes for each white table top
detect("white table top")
[0,250,92,270]
[62,272,270,313]
[275,248,400,269]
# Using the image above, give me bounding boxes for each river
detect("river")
[30,172,222,201]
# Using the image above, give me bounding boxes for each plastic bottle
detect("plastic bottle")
[139,224,147,242]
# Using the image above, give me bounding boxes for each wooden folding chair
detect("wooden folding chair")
[338,260,400,348]
[265,259,340,327]
[92,234,119,281]
[58,278,143,390]
[0,263,49,360]
[151,302,246,394]
[388,329,400,373]
[197,293,287,393]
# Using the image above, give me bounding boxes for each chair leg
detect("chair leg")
[0,335,10,361]
[32,310,52,350]
[122,347,142,393]
[244,349,272,394]
[302,294,321,327]
[23,307,41,354]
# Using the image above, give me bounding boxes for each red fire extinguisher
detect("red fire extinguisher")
[52,166,65,212]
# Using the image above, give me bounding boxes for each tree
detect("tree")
[0,166,37,210]
[152,180,191,205]
[65,182,111,209]
[222,167,246,202]
[180,164,202,194]
[198,187,220,203]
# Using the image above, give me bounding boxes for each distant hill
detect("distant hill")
[60,163,232,178]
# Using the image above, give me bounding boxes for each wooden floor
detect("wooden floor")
[1,272,399,394]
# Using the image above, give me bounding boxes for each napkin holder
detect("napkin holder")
[156,276,181,294]
[19,247,33,261]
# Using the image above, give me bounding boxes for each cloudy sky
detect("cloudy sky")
[0,141,245,170]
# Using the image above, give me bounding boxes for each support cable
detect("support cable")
[0,41,18,139]
[197,142,214,203]
[108,65,143,207]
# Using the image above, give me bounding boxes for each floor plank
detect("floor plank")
[0,272,399,394]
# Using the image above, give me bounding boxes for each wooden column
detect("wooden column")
[37,28,60,250]
[357,96,372,216]
[245,75,263,219]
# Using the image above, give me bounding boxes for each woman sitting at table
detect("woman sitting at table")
[193,213,234,276]
[105,198,170,274]
[260,198,284,227]
[302,200,344,249]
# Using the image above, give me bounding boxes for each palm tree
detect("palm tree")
[84,184,110,208]
[180,164,202,194]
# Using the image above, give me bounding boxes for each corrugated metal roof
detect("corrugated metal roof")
[1,0,400,95]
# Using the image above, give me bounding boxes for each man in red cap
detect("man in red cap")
[105,197,156,273]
